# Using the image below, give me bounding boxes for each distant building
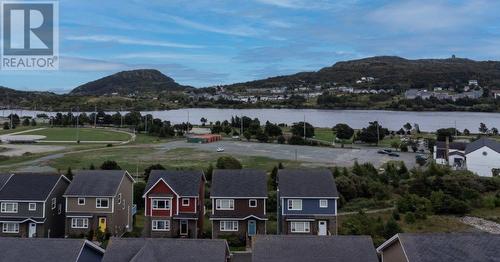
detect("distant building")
[469,80,479,86]
[433,141,467,168]
[465,137,500,177]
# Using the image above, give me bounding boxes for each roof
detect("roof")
[465,137,500,154]
[278,169,338,198]
[64,170,131,197]
[377,233,500,262]
[211,169,267,198]
[0,173,12,190]
[252,235,378,262]
[102,238,229,262]
[0,237,104,262]
[0,173,63,201]
[144,170,204,197]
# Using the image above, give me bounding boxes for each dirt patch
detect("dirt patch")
[0,144,66,157]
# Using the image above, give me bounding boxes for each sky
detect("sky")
[1,0,500,92]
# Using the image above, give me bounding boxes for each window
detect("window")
[51,198,56,210]
[1,203,18,213]
[29,203,37,211]
[215,199,234,210]
[319,199,328,208]
[118,193,122,205]
[2,223,19,233]
[152,199,170,210]
[290,221,310,233]
[96,198,109,208]
[182,198,190,206]
[220,221,238,231]
[288,199,302,210]
[152,220,170,231]
[249,199,257,208]
[58,204,62,215]
[71,218,89,228]
[78,198,85,205]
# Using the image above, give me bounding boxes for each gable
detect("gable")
[143,178,179,198]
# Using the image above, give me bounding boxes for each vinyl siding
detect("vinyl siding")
[282,198,336,215]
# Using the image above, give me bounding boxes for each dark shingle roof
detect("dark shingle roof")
[0,237,104,262]
[0,173,62,201]
[144,170,204,197]
[211,169,267,198]
[393,233,500,262]
[252,235,378,262]
[465,137,500,154]
[64,170,128,197]
[278,169,338,198]
[102,238,229,262]
[0,173,12,190]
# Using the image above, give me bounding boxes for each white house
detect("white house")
[433,141,467,168]
[465,137,500,177]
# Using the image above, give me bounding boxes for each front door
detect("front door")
[180,220,188,236]
[98,217,107,232]
[28,223,36,238]
[318,220,327,235]
[248,220,256,236]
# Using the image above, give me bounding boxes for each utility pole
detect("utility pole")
[93,105,97,128]
[145,115,148,133]
[187,110,190,134]
[303,115,306,140]
[376,121,380,146]
[120,107,123,128]
[240,115,243,139]
[76,106,80,142]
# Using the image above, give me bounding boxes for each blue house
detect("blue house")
[277,169,339,235]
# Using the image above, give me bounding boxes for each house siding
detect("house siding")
[281,216,336,235]
[0,201,44,218]
[212,219,266,243]
[466,146,500,177]
[282,198,336,215]
[381,240,408,262]
[212,199,266,218]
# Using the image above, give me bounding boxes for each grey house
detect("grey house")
[210,169,268,245]
[102,237,230,262]
[63,170,135,238]
[277,169,339,235]
[0,173,70,238]
[252,235,378,262]
[377,233,500,262]
[0,237,104,262]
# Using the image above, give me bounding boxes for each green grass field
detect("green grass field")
[0,126,39,135]
[17,128,131,141]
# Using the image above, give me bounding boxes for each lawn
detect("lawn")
[17,127,131,142]
[0,126,40,135]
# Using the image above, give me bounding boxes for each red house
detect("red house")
[142,170,205,238]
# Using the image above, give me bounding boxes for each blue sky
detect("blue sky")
[2,0,500,92]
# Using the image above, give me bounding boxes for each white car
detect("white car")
[216,147,225,152]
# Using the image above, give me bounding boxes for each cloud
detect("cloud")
[66,35,203,49]
[163,14,262,37]
[114,52,226,63]
[254,0,354,10]
[60,56,127,71]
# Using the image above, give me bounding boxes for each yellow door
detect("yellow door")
[98,217,107,232]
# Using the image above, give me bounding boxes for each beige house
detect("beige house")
[63,170,135,238]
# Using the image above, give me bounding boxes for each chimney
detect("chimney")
[445,136,450,165]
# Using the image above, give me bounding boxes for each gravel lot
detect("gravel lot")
[0,144,66,157]
[158,140,417,168]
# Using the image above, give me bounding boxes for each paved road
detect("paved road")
[158,140,417,168]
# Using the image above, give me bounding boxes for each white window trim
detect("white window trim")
[28,203,37,211]
[290,221,310,233]
[319,199,328,208]
[96,198,109,208]
[152,199,171,210]
[220,220,238,232]
[78,198,85,205]
[288,199,302,211]
[182,198,190,206]
[215,199,234,210]
[51,198,57,210]
[249,199,257,208]
[1,202,18,213]
[71,218,89,229]
[152,220,170,231]
[2,223,19,233]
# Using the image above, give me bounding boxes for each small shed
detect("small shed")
[187,134,222,143]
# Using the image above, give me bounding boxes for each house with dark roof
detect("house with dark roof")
[0,173,69,238]
[433,141,467,168]
[465,137,500,177]
[277,169,338,235]
[210,169,268,245]
[142,170,205,238]
[0,237,104,262]
[377,233,500,262]
[252,235,378,262]
[102,237,230,262]
[63,170,135,237]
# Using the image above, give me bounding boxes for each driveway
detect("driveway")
[158,140,417,168]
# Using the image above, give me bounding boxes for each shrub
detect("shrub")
[392,209,400,221]
[288,135,305,145]
[384,218,403,238]
[277,135,286,144]
[404,212,416,224]
[100,160,121,170]
[219,234,245,247]
[216,156,242,169]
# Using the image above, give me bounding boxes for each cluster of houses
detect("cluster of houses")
[433,137,500,177]
[1,168,499,261]
[404,80,485,101]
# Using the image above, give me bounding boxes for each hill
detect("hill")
[224,56,500,90]
[70,69,192,96]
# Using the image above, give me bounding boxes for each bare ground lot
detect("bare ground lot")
[0,144,66,157]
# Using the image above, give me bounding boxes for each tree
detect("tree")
[492,127,499,136]
[243,130,252,141]
[291,122,314,138]
[264,121,282,137]
[65,167,73,180]
[256,131,269,143]
[269,166,278,190]
[205,164,214,182]
[333,123,354,147]
[30,119,37,126]
[358,121,387,145]
[384,218,403,238]
[391,141,401,151]
[144,164,165,182]
[277,135,286,144]
[22,118,30,126]
[403,122,412,132]
[463,129,470,136]
[436,128,456,142]
[479,122,488,134]
[216,156,242,169]
[3,122,9,130]
[133,182,146,210]
[89,163,96,170]
[200,117,207,126]
[223,125,232,136]
[100,160,121,170]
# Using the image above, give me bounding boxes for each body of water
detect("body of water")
[2,108,500,132]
